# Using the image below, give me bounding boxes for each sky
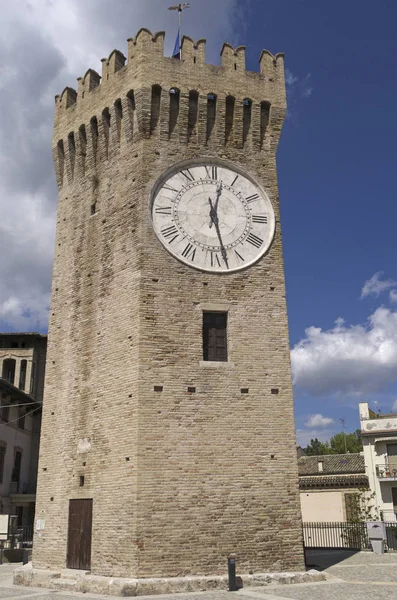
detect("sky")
[0,0,396,447]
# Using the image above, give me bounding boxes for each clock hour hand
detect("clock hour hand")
[214,181,222,213]
[208,197,218,228]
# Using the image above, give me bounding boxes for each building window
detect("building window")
[2,359,16,384]
[387,443,397,470]
[203,312,228,362]
[19,360,27,391]
[16,506,23,527]
[0,444,6,483]
[12,450,22,486]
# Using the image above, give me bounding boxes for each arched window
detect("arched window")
[243,98,252,145]
[206,93,217,143]
[225,96,235,145]
[260,101,271,146]
[2,359,16,385]
[127,90,136,139]
[57,139,65,183]
[150,85,162,135]
[102,108,111,157]
[169,88,180,137]
[79,125,87,173]
[114,99,123,142]
[90,117,98,160]
[68,132,76,175]
[187,91,199,141]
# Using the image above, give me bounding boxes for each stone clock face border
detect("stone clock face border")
[149,157,276,274]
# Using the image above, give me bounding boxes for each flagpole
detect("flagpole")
[168,3,190,60]
[179,7,182,59]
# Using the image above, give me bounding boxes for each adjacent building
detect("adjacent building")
[0,333,47,530]
[359,402,397,522]
[298,453,369,522]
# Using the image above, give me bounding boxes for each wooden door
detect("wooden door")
[67,499,92,570]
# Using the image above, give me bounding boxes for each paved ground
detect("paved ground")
[0,551,396,600]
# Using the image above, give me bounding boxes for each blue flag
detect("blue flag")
[172,27,181,59]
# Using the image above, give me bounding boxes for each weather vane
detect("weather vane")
[168,3,190,59]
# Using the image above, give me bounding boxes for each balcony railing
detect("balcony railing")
[381,510,397,523]
[376,463,397,479]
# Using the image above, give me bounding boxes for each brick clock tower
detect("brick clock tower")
[33,29,304,583]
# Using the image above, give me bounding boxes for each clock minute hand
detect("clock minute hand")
[213,215,229,269]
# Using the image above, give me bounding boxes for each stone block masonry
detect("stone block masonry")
[31,27,305,582]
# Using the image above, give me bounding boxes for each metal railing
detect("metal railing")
[303,521,397,551]
[376,463,397,479]
[3,525,33,549]
[303,522,369,550]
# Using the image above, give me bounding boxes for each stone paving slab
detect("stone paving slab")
[248,582,397,600]
[327,563,397,582]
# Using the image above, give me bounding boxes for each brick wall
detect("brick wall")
[33,29,304,576]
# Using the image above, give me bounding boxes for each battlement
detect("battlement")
[52,29,286,188]
[55,29,285,113]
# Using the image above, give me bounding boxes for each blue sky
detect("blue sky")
[0,0,396,446]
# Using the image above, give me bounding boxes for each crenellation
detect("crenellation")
[129,28,165,62]
[220,43,246,71]
[51,34,286,190]
[61,86,77,108]
[83,69,101,92]
[192,38,206,66]
[107,49,126,75]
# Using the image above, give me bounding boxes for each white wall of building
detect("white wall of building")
[360,402,397,522]
[300,491,346,522]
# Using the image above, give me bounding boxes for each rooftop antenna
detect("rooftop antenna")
[340,418,348,454]
[168,3,190,60]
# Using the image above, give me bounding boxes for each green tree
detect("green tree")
[304,438,333,456]
[304,429,363,455]
[329,429,363,454]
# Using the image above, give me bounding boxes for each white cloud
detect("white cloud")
[291,307,397,396]
[392,399,397,413]
[0,0,245,331]
[361,272,397,299]
[390,290,397,303]
[304,414,334,428]
[285,69,298,86]
[285,70,313,120]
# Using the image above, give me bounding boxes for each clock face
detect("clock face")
[151,160,275,273]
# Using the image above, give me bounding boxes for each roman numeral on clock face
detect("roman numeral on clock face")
[163,182,180,193]
[246,193,260,203]
[205,165,218,180]
[181,169,195,182]
[161,225,179,243]
[246,233,264,248]
[155,206,172,215]
[234,250,245,263]
[231,175,239,187]
[252,215,267,223]
[210,252,221,268]
[181,243,197,262]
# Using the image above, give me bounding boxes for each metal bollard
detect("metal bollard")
[228,553,237,592]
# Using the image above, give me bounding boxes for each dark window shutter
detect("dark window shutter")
[203,312,227,362]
